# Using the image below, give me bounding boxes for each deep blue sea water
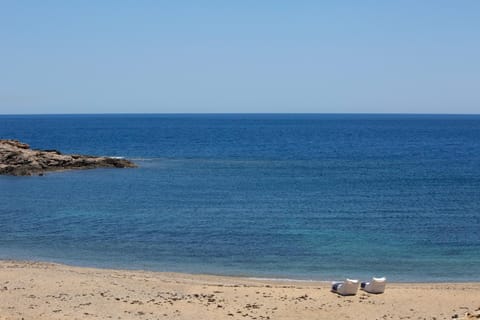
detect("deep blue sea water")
[1,114,479,281]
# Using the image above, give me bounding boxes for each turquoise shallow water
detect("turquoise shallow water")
[0,114,479,281]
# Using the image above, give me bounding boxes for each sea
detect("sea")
[0,114,479,282]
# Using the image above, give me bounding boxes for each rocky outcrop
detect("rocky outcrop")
[0,139,137,176]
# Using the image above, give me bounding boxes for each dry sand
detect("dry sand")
[0,260,479,320]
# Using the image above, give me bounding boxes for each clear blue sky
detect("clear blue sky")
[1,1,479,114]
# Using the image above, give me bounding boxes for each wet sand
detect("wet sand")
[0,260,479,319]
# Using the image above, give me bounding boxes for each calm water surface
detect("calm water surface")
[0,114,479,281]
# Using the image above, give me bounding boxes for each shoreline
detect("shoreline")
[2,258,480,284]
[1,260,480,319]
[2,258,477,284]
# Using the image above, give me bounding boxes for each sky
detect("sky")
[1,1,479,114]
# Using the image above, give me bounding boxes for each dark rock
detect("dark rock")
[43,149,62,154]
[0,139,137,176]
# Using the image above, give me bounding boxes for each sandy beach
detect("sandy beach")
[0,261,479,320]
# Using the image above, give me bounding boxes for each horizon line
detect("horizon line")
[1,112,480,116]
